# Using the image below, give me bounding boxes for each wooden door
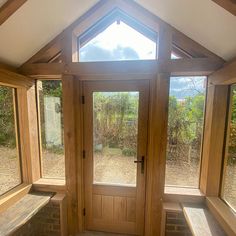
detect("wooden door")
[83,79,149,235]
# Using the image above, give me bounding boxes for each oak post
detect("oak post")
[62,75,78,235]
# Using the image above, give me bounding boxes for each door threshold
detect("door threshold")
[78,231,132,236]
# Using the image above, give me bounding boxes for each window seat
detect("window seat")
[0,192,52,236]
[182,203,226,236]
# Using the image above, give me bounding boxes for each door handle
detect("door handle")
[134,156,145,174]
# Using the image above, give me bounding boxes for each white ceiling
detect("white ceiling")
[0,0,235,67]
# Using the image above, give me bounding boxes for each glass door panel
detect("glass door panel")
[93,92,139,186]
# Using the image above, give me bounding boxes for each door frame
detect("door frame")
[74,72,169,236]
[82,79,150,235]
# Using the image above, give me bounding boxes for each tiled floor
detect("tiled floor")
[78,231,131,236]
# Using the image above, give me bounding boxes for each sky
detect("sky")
[80,21,156,61]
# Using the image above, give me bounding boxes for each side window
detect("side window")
[221,85,236,212]
[37,80,65,179]
[165,76,207,188]
[0,85,22,195]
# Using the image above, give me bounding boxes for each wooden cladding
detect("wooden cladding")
[92,195,136,223]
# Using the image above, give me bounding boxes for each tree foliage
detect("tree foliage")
[0,87,16,148]
[94,92,139,156]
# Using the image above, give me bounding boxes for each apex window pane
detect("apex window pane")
[37,80,65,179]
[79,21,156,62]
[165,77,206,188]
[0,86,21,195]
[221,85,236,212]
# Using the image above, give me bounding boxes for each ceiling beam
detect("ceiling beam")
[19,58,224,78]
[209,58,236,85]
[0,0,27,26]
[211,0,236,16]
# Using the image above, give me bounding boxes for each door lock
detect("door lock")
[134,156,145,174]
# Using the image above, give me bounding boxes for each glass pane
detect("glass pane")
[221,85,236,211]
[171,52,181,59]
[165,77,206,188]
[80,21,156,62]
[0,86,21,195]
[93,92,139,186]
[38,81,65,179]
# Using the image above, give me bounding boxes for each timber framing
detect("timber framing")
[19,58,225,78]
[20,0,224,67]
[1,0,233,235]
[212,0,236,16]
[0,0,27,26]
[209,58,236,85]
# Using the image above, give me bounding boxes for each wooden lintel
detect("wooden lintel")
[211,0,236,16]
[0,68,34,88]
[19,58,224,78]
[209,59,236,85]
[0,0,27,26]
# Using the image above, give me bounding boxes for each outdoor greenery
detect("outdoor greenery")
[0,86,16,148]
[93,92,139,156]
[166,76,207,166]
[228,87,236,165]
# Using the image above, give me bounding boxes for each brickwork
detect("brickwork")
[13,201,62,236]
[165,212,192,236]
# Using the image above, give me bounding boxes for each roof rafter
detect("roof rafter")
[20,0,224,67]
[212,0,236,16]
[0,0,27,25]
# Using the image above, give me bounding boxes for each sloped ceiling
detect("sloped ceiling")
[0,0,235,67]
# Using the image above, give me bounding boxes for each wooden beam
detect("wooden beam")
[19,58,224,77]
[0,68,34,88]
[21,0,224,68]
[23,34,64,65]
[209,59,236,85]
[212,0,236,16]
[145,73,170,235]
[200,84,228,196]
[62,75,78,235]
[0,0,27,25]
[17,84,41,184]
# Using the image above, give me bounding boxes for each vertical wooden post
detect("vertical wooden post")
[62,75,78,235]
[145,73,170,236]
[17,84,41,183]
[145,24,172,236]
[200,83,228,196]
[74,77,84,233]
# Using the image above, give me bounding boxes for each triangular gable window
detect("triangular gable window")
[78,10,157,62]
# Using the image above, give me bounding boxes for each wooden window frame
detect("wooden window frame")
[219,85,236,212]
[200,63,236,235]
[0,68,36,210]
[164,75,207,190]
[0,84,23,195]
[35,79,66,181]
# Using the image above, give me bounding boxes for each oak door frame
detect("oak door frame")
[82,79,150,235]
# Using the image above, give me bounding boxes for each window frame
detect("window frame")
[0,85,23,196]
[165,76,208,189]
[220,84,236,213]
[36,79,65,180]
